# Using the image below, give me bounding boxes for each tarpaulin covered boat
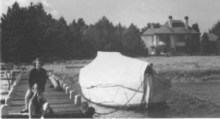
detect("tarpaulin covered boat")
[79,51,171,107]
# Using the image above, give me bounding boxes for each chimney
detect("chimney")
[168,16,173,28]
[185,16,189,29]
[150,23,154,29]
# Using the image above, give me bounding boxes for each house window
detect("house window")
[176,46,185,53]
[159,35,170,46]
[175,35,186,47]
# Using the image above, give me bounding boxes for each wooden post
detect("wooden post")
[81,101,89,114]
[74,95,81,105]
[1,104,9,115]
[63,84,67,90]
[81,101,89,108]
[65,86,70,95]
[49,75,60,90]
[70,90,76,100]
[59,79,64,87]
[6,97,11,105]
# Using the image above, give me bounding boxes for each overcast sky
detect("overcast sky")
[1,0,220,33]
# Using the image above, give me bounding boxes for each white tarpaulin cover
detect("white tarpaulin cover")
[79,51,170,107]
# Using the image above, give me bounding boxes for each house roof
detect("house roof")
[156,26,173,34]
[142,26,173,35]
[142,28,158,35]
[171,27,198,34]
[142,19,199,35]
[207,33,218,41]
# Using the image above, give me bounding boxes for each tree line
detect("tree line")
[1,2,148,63]
[1,2,220,63]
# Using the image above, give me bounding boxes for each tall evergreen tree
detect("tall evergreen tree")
[113,23,126,52]
[192,23,200,33]
[209,21,220,38]
[189,23,200,54]
[122,24,146,56]
[43,17,70,58]
[1,2,25,62]
[1,2,55,62]
[69,18,88,58]
[95,16,115,51]
[81,25,98,57]
[82,16,115,51]
[201,32,210,54]
[209,21,220,54]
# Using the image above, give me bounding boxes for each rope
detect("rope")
[86,84,143,93]
[94,74,151,116]
[93,71,171,116]
[94,83,143,116]
[153,71,172,87]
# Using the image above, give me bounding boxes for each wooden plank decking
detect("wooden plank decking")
[1,71,88,118]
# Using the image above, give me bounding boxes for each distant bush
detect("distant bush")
[158,69,220,82]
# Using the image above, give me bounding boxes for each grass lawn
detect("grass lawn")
[45,55,220,83]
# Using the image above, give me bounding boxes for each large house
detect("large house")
[141,16,200,55]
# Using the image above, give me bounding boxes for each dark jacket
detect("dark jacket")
[29,68,48,92]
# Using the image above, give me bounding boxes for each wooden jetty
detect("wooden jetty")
[1,70,91,118]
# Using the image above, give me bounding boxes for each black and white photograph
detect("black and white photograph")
[1,0,220,118]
